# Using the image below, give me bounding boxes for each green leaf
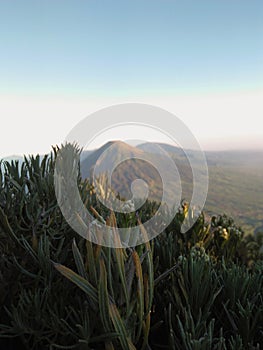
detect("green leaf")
[72,238,87,279]
[53,262,98,303]
[133,250,144,342]
[99,259,111,332]
[109,303,136,350]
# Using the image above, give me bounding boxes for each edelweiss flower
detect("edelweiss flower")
[121,200,135,213]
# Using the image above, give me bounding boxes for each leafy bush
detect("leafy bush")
[0,145,262,349]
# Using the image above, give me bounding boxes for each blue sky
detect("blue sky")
[1,0,262,95]
[0,0,262,156]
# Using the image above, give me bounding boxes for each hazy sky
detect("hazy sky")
[0,0,262,157]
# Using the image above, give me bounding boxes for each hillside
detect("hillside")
[137,143,263,233]
[80,141,263,234]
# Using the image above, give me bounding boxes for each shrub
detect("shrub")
[0,145,262,349]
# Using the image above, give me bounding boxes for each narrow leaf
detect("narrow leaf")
[53,263,98,303]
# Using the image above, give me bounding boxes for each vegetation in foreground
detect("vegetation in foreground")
[0,144,262,349]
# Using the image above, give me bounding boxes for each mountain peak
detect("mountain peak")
[100,140,144,156]
[80,140,144,179]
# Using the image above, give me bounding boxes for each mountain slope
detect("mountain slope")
[81,141,166,202]
[80,141,263,234]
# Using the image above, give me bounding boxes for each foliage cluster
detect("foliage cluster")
[0,145,262,349]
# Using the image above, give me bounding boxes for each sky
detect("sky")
[0,0,263,157]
